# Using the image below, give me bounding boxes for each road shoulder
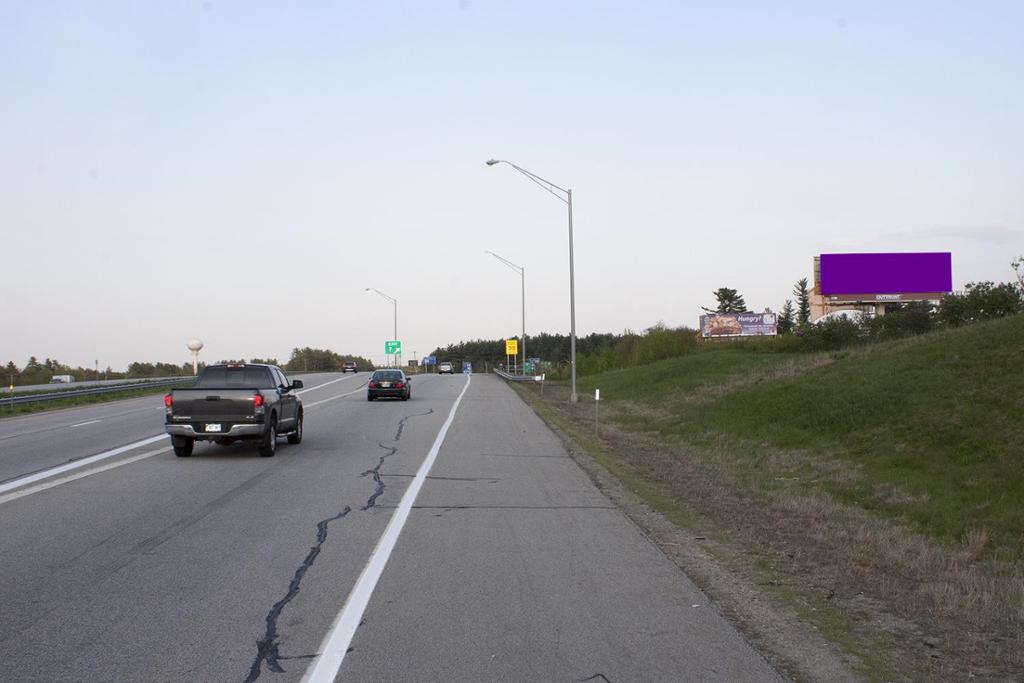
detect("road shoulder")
[509,380,866,683]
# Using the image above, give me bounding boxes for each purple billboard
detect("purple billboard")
[700,313,778,338]
[819,252,952,298]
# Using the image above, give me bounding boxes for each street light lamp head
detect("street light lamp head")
[485,159,499,166]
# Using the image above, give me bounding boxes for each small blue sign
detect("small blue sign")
[422,355,436,366]
[462,362,473,374]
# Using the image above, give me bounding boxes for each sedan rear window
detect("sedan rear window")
[371,370,403,381]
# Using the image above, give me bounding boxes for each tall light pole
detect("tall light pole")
[485,250,526,375]
[365,287,398,367]
[486,159,577,402]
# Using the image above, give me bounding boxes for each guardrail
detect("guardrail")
[3,377,195,407]
[493,368,541,382]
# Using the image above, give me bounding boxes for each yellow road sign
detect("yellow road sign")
[505,339,518,356]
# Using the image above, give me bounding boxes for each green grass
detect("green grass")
[576,315,1024,559]
[578,347,803,398]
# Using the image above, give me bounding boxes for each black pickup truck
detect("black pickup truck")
[164,363,303,458]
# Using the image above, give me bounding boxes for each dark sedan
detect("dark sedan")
[367,369,411,401]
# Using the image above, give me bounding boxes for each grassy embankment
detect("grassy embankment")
[513,314,1023,681]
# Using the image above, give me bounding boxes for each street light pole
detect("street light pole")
[486,159,578,402]
[365,287,399,367]
[485,250,526,374]
[567,188,576,399]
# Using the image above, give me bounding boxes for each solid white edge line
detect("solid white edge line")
[0,446,172,506]
[0,434,168,496]
[301,374,473,683]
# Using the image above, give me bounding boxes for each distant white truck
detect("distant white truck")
[49,375,75,384]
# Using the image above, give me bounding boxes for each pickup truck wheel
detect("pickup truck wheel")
[172,436,194,458]
[259,421,277,457]
[287,412,303,444]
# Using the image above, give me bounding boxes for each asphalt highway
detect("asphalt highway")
[0,372,781,682]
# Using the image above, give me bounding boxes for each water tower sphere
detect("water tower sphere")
[187,338,204,352]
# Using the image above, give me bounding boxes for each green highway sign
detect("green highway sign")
[385,340,402,355]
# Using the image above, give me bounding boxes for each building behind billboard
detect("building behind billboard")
[812,252,952,320]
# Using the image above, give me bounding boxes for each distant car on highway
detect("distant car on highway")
[367,369,411,401]
[342,361,358,373]
[438,362,454,374]
[164,363,303,458]
[49,375,74,384]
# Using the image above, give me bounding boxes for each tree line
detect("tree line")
[282,347,375,373]
[1,358,196,387]
[707,253,1024,336]
[7,259,1021,386]
[2,347,376,387]
[429,331,626,372]
[432,260,1024,380]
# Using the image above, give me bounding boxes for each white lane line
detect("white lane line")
[0,446,171,506]
[70,419,102,428]
[304,384,366,408]
[0,434,167,496]
[302,374,473,683]
[297,375,353,395]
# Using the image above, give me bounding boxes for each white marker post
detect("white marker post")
[594,388,600,436]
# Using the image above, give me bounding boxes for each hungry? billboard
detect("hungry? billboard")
[819,253,952,301]
[700,313,778,338]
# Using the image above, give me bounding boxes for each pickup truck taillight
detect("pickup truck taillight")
[253,393,265,408]
[163,394,173,413]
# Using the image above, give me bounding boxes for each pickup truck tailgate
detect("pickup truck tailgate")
[187,394,256,420]
[167,389,262,425]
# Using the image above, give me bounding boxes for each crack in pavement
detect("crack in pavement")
[393,408,433,441]
[245,408,436,680]
[244,506,352,683]
[361,444,398,511]
[580,675,612,683]
[362,409,436,511]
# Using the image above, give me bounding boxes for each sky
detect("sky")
[2,1,1022,369]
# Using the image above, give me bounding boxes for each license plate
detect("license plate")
[205,423,223,433]
[381,382,391,388]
